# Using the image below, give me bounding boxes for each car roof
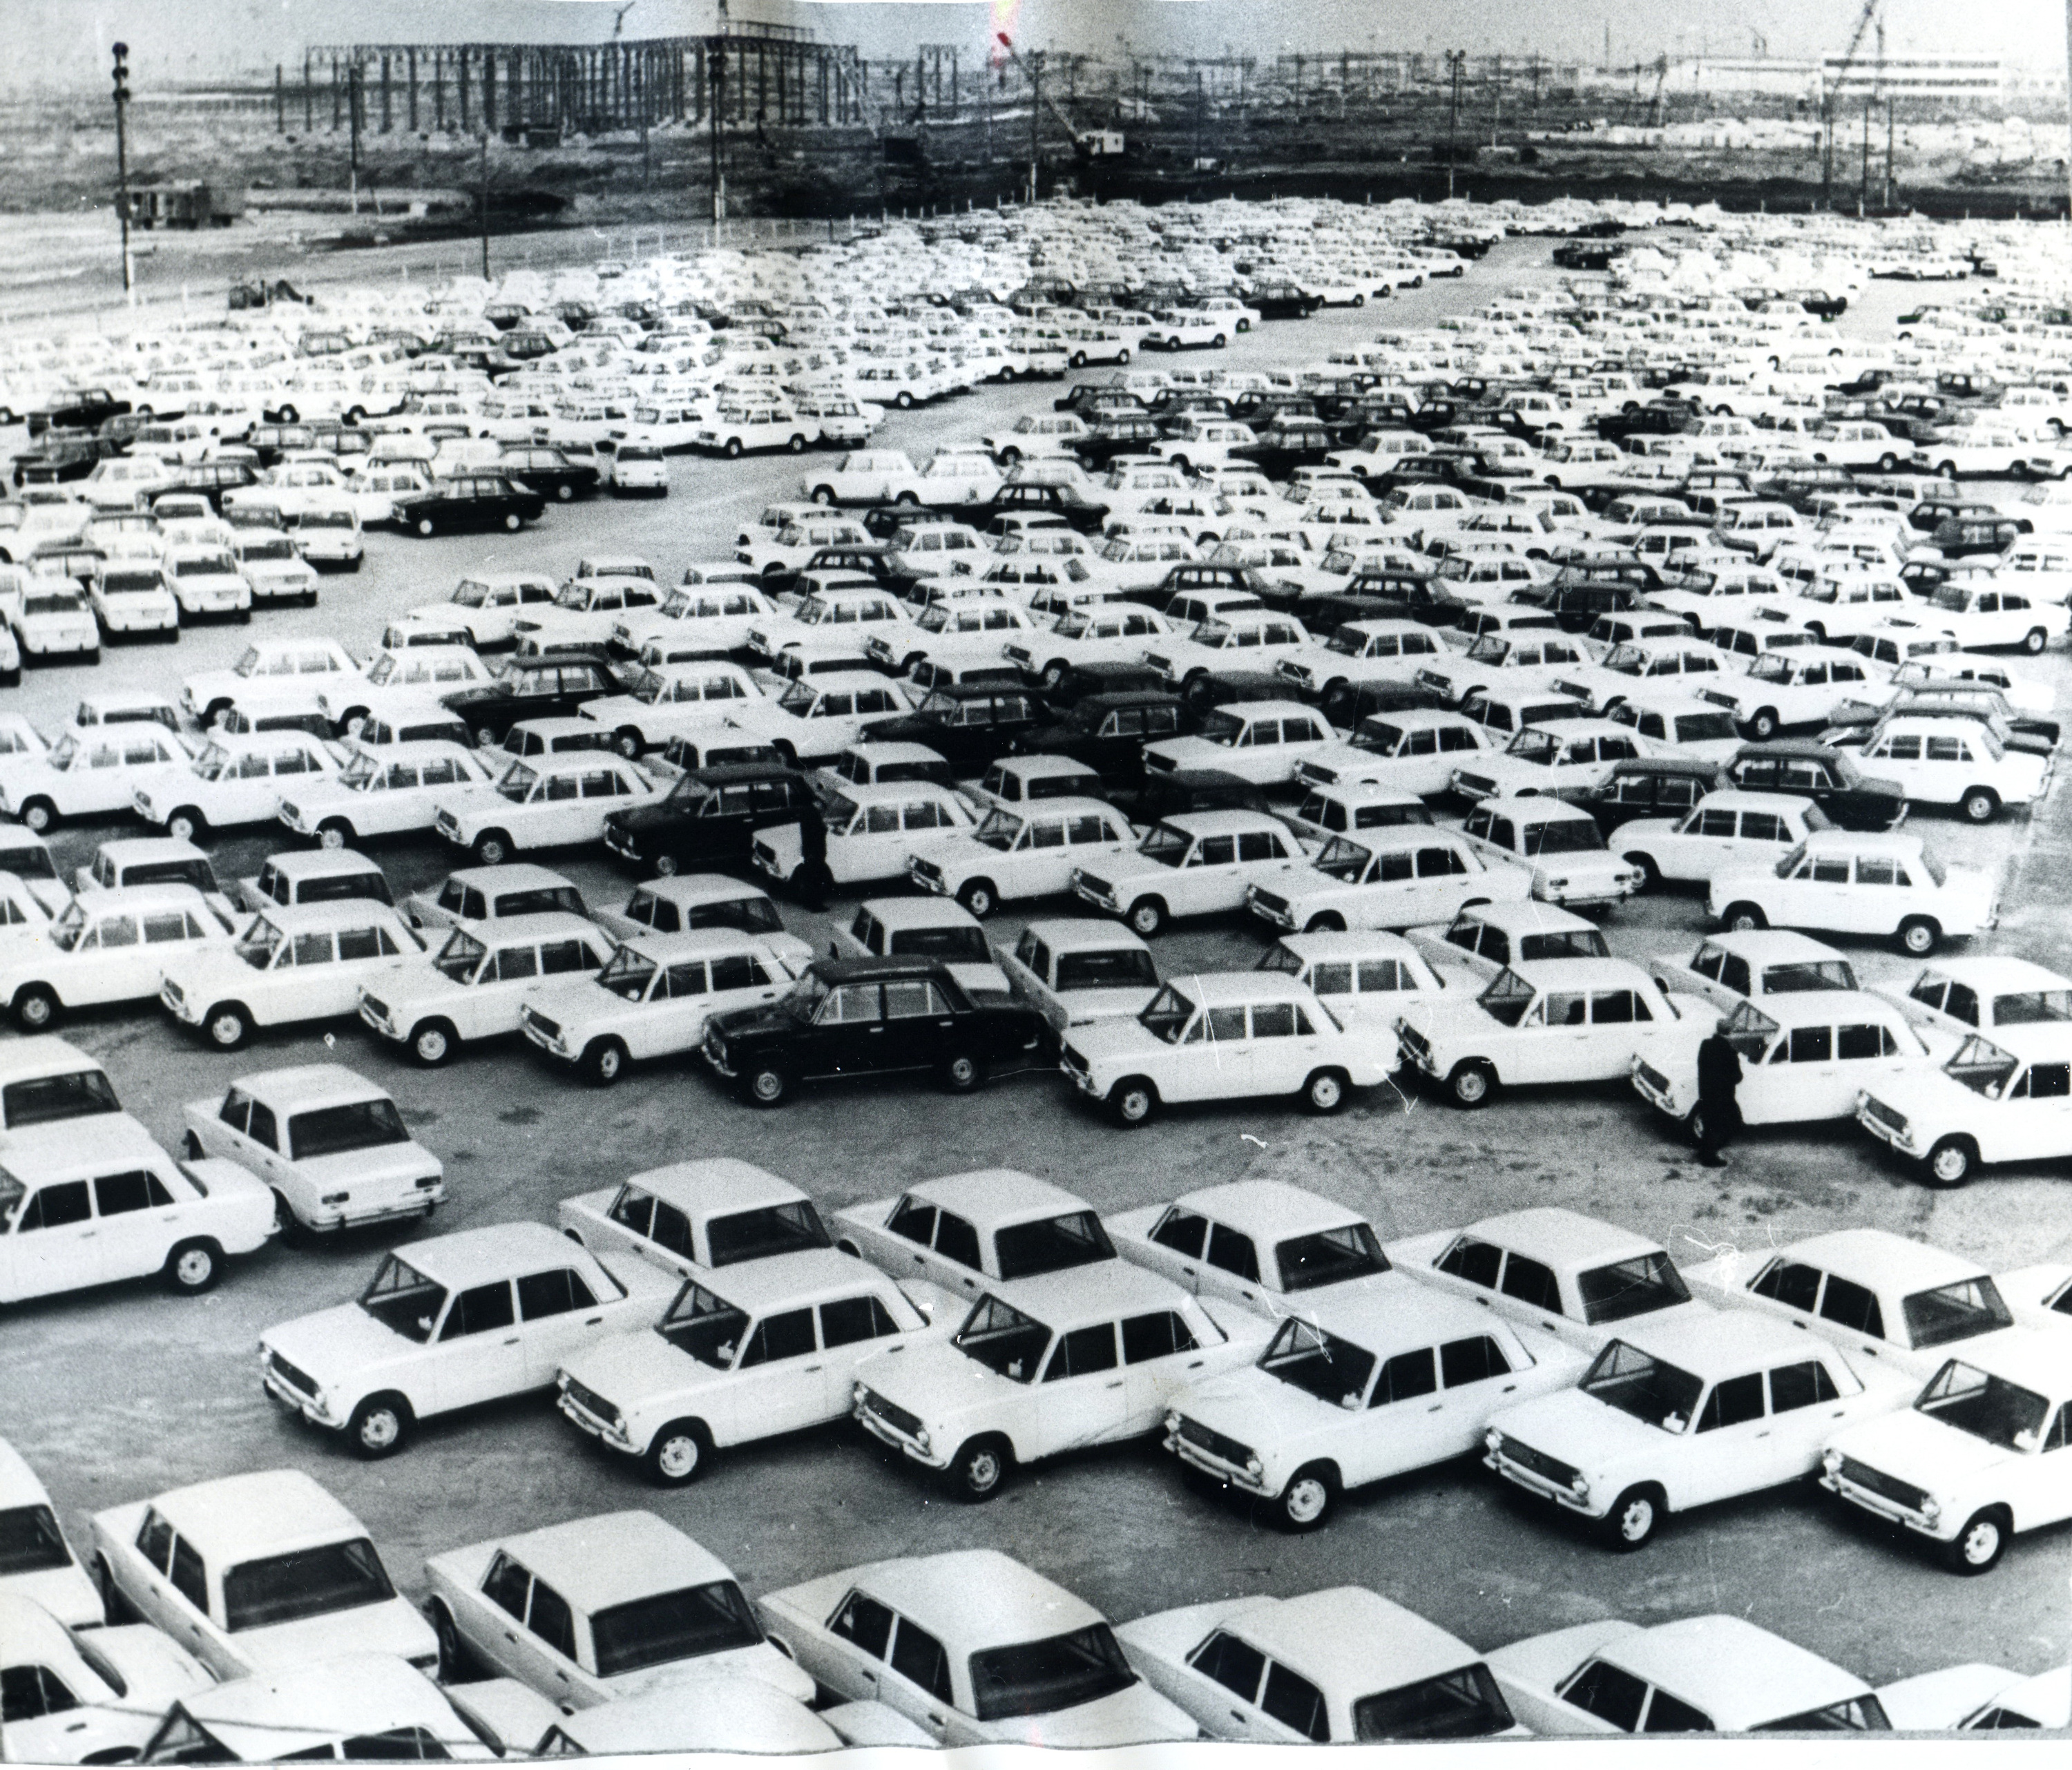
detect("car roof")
[73,882,215,914]
[1271,930,1421,967]
[1481,798,1596,825]
[1801,829,1925,855]
[231,1063,395,1112]
[833,780,966,805]
[1452,1206,1664,1272]
[1943,1325,2072,1398]
[1622,1308,1820,1378]
[490,1510,735,1610]
[403,1222,600,1291]
[907,1168,1091,1225]
[450,910,599,946]
[1738,988,1907,1029]
[854,1551,1102,1651]
[624,1157,807,1215]
[838,741,941,766]
[1694,929,1846,962]
[93,836,210,864]
[1911,956,2071,991]
[1162,970,1319,1008]
[442,863,575,892]
[1455,901,1598,936]
[621,927,777,960]
[1765,1227,1988,1294]
[1967,1021,2072,1061]
[1170,1180,1368,1243]
[1691,789,1808,814]
[247,899,412,932]
[151,1468,367,1563]
[1603,1617,1867,1730]
[1156,808,1285,836]
[0,1436,57,1508]
[173,1651,463,1744]
[698,1247,896,1314]
[628,874,770,905]
[1019,917,1150,954]
[256,848,384,878]
[995,753,1099,777]
[1231,1589,1479,1698]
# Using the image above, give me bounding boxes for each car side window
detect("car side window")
[888,1616,956,1705]
[1149,1207,1209,1259]
[738,1307,818,1366]
[1751,1258,1823,1310]
[526,1580,577,1660]
[169,1536,209,1613]
[1260,1662,1330,1744]
[517,1268,596,1320]
[1819,1276,1885,1338]
[1205,1223,1260,1281]
[95,1169,171,1215]
[1372,1347,1438,1406]
[1044,1322,1120,1381]
[1441,1335,1513,1387]
[1189,1631,1267,1704]
[1767,1360,1838,1414]
[1437,1236,1502,1289]
[1499,1253,1562,1312]
[888,1197,937,1246]
[1560,1660,1649,1732]
[1719,956,1752,997]
[441,1280,517,1339]
[244,1102,279,1151]
[17,1181,91,1233]
[1122,1310,1200,1363]
[1696,1372,1767,1432]
[820,1294,901,1347]
[829,1591,895,1660]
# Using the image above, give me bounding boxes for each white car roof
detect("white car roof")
[992,754,1100,778]
[1228,1589,1481,1700]
[694,1247,901,1316]
[441,863,576,892]
[231,1063,399,1113]
[0,1436,57,1510]
[623,1157,807,1216]
[1165,1180,1368,1245]
[171,1653,466,1752]
[1447,1206,1666,1275]
[1758,1227,1991,1296]
[852,1551,1104,1653]
[1602,1618,1867,1731]
[401,1221,607,1292]
[1019,917,1150,955]
[146,1468,369,1564]
[907,1168,1091,1226]
[1907,956,2070,992]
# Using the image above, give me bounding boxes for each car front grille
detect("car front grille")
[1862,1097,1908,1136]
[1500,1437,1580,1489]
[910,858,943,883]
[1634,1060,1670,1095]
[562,1376,621,1427]
[1060,1044,1090,1078]
[1397,1024,1431,1065]
[858,1387,922,1437]
[435,810,459,836]
[1455,773,1495,796]
[362,995,390,1024]
[1176,1416,1253,1468]
[1838,1457,1928,1514]
[1251,890,1289,918]
[1700,689,1741,711]
[523,1009,561,1041]
[269,1351,317,1398]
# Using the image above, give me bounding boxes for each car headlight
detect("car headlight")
[1485,1429,1504,1455]
[852,1382,869,1407]
[1570,1474,1591,1499]
[1245,1456,1263,1476]
[1921,1497,1942,1523]
[914,1430,930,1452]
[1546,877,1569,889]
[1822,1449,1844,1476]
[1164,1411,1181,1434]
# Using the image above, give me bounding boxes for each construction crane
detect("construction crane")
[995,31,1127,160]
[1821,0,1881,205]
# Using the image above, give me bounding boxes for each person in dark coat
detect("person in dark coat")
[796,802,829,911]
[1694,1025,1743,1168]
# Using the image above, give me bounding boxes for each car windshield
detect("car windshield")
[1310,836,1374,883]
[235,918,287,970]
[1137,825,1191,868]
[1722,1000,1781,1061]
[952,1293,1052,1383]
[1477,968,1537,1028]
[625,668,667,704]
[497,762,539,805]
[1674,713,1738,743]
[1994,990,2072,1024]
[657,1280,752,1367]
[191,743,235,783]
[974,810,1026,853]
[1354,1664,1516,1742]
[0,1503,71,1575]
[358,1253,448,1343]
[231,647,264,677]
[291,1098,410,1160]
[995,1211,1117,1282]
[589,1581,764,1678]
[969,1626,1138,1722]
[1138,983,1197,1045]
[434,930,488,983]
[221,1538,396,1633]
[1903,1278,2015,1351]
[1576,1253,1692,1325]
[0,844,57,881]
[1752,1696,1892,1733]
[1578,1338,1705,1433]
[598,944,660,1001]
[1278,1223,1390,1291]
[1259,1316,1374,1407]
[1524,818,1606,856]
[1915,1358,2053,1452]
[3,1067,120,1128]
[1947,1034,2020,1098]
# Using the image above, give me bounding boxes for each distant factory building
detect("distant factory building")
[1820,55,2004,100]
[1670,57,1821,100]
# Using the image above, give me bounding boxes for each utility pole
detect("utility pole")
[1028,49,1042,204]
[1885,97,1895,210]
[711,0,729,226]
[1446,50,1465,200]
[111,42,133,297]
[479,129,490,278]
[348,60,362,214]
[1861,94,1872,214]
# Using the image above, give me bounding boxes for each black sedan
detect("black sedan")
[1723,742,1907,831]
[392,474,546,537]
[861,684,1051,774]
[495,446,602,503]
[969,480,1111,537]
[702,957,1047,1105]
[601,763,820,874]
[1017,690,1193,782]
[439,655,618,745]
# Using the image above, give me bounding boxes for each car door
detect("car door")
[432,1279,528,1414]
[89,1164,180,1285]
[1680,1371,1775,1505]
[2001,1060,2072,1162]
[728,1305,831,1436]
[804,981,885,1076]
[1036,1320,1132,1452]
[1358,1345,1456,1480]
[631,958,709,1058]
[514,1265,610,1387]
[815,1292,913,1416]
[1118,1307,1214,1428]
[822,1588,903,1709]
[1437,1332,1531,1454]
[66,912,144,1006]
[6,1177,104,1298]
[1180,1631,1279,1742]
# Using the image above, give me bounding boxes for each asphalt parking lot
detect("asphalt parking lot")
[8,235,2072,1696]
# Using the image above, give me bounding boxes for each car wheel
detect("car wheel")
[502,512,523,531]
[427,1601,472,1683]
[939,1053,986,1093]
[1947,1506,2011,1574]
[1961,787,1999,825]
[1604,1484,1663,1551]
[1938,461,1958,480]
[1108,1076,1158,1128]
[1447,1059,1496,1109]
[1039,660,1068,691]
[204,1002,250,1050]
[415,516,436,537]
[1879,453,1899,472]
[94,1554,136,1624]
[164,807,204,844]
[957,878,997,919]
[16,796,54,834]
[1625,853,1660,889]
[1748,708,1780,741]
[646,1418,713,1486]
[164,1238,222,1294]
[615,728,644,760]
[347,1394,411,1459]
[582,1038,628,1086]
[1116,348,1131,364]
[1897,915,1940,957]
[1723,901,1767,934]
[1124,896,1165,938]
[316,818,354,850]
[1303,1068,1348,1115]
[745,1064,792,1108]
[472,831,512,867]
[787,434,807,453]
[10,983,58,1032]
[270,1190,305,1246]
[1350,294,1365,307]
[652,853,680,878]
[896,392,915,410]
[1302,912,1346,934]
[472,725,499,749]
[725,438,743,459]
[2024,626,2049,655]
[894,490,920,506]
[811,485,835,505]
[1070,352,1087,368]
[1925,1134,1979,1189]
[950,1434,1012,1501]
[1276,1465,1336,1532]
[410,1020,458,1068]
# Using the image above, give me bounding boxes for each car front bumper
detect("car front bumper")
[1484,1447,1601,1517]
[1163,1427,1272,1496]
[854,1391,949,1470]
[1818,1466,1949,1539]
[261,1357,347,1428]
[557,1386,639,1453]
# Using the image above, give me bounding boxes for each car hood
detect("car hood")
[1175,1369,1337,1450]
[612,1644,817,1709]
[1493,1388,1678,1476]
[235,1595,437,1675]
[860,1340,1020,1424]
[990,1682,1194,1747]
[559,1328,704,1410]
[1613,816,1686,845]
[263,1304,425,1387]
[520,977,615,1028]
[706,999,802,1044]
[1394,996,1499,1039]
[1828,1403,2013,1488]
[1059,1017,1160,1064]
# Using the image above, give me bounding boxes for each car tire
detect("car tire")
[1603,1484,1663,1551]
[725,438,744,459]
[651,853,680,878]
[204,1002,251,1050]
[270,1190,305,1247]
[347,1393,412,1459]
[1722,901,1767,933]
[646,1418,713,1486]
[939,1053,986,1093]
[1924,1134,1979,1190]
[16,796,55,834]
[894,490,920,506]
[582,1038,628,1087]
[1946,1506,2011,1574]
[10,983,59,1031]
[956,878,999,920]
[949,1434,1013,1502]
[1878,453,1899,472]
[1303,912,1346,934]
[1960,787,1999,825]
[427,1600,473,1683]
[2024,627,2049,655]
[615,728,644,760]
[164,808,205,843]
[1302,1068,1348,1115]
[1108,1076,1158,1128]
[410,1020,458,1068]
[1897,916,1940,957]
[1749,708,1780,741]
[787,435,807,454]
[1446,1059,1496,1109]
[1625,853,1660,888]
[415,517,436,537]
[1117,348,1131,364]
[164,1238,222,1294]
[896,392,915,411]
[744,1063,792,1108]
[317,818,355,850]
[473,831,512,867]
[1275,1465,1337,1532]
[1124,896,1165,938]
[811,485,835,505]
[94,1553,137,1624]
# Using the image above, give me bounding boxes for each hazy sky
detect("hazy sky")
[9,0,2057,90]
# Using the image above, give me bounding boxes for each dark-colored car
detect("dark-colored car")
[1071,416,1169,470]
[1231,419,1335,480]
[860,684,1051,774]
[1301,572,1470,633]
[1930,514,2028,559]
[439,655,618,745]
[970,480,1111,537]
[701,956,1047,1105]
[159,461,258,509]
[1037,660,1169,708]
[1540,578,1646,634]
[602,762,818,874]
[1178,668,1296,718]
[10,439,109,488]
[26,389,129,439]
[244,424,318,467]
[764,544,900,599]
[1570,757,1724,831]
[496,446,601,503]
[392,474,547,537]
[1820,689,2058,756]
[1244,282,1323,320]
[1318,677,1446,729]
[1018,690,1193,781]
[1053,383,1148,419]
[1119,561,1272,613]
[1121,767,1272,825]
[1723,742,1906,831]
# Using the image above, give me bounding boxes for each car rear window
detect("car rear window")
[703,1201,830,1266]
[993,1211,1116,1281]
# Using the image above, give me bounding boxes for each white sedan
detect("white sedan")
[433,755,666,867]
[907,798,1138,918]
[278,742,500,847]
